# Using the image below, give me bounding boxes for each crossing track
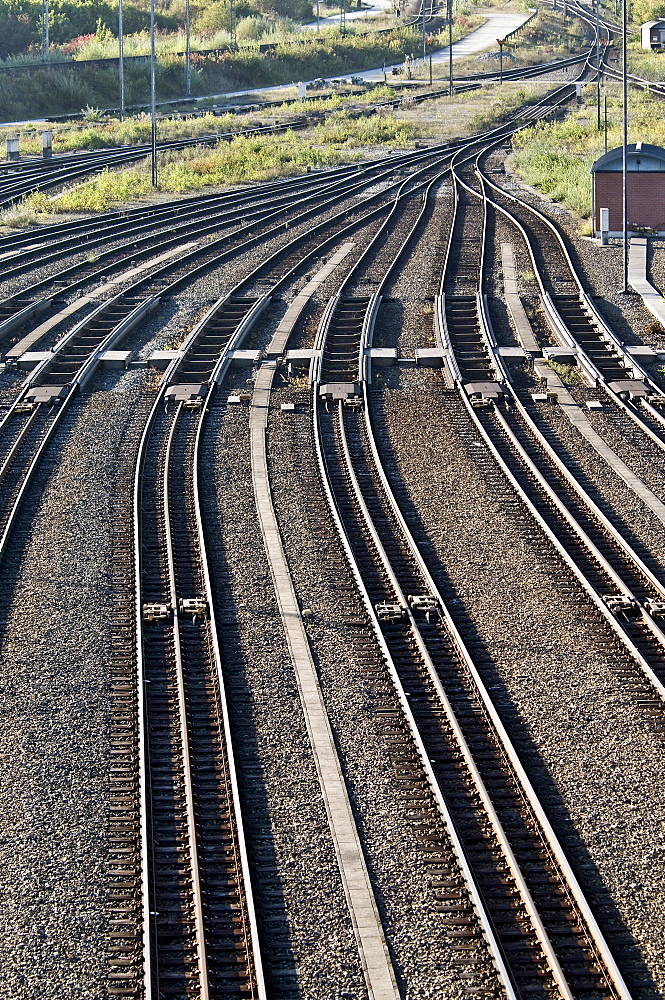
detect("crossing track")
[0,73,588,558]
[0,144,464,344]
[311,126,636,1000]
[432,122,665,710]
[128,154,463,997]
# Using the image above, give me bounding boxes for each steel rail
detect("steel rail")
[413,125,638,1000]
[0,149,455,579]
[444,144,665,699]
[134,292,269,998]
[0,136,469,348]
[308,158,521,994]
[312,102,619,995]
[193,347,266,1000]
[476,154,665,457]
[335,395,574,1000]
[311,358,518,1000]
[450,139,665,675]
[161,400,210,996]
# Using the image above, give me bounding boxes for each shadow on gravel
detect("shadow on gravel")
[368,383,662,1000]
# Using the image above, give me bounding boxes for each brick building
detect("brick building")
[591,142,665,238]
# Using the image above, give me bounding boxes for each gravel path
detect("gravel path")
[0,368,152,999]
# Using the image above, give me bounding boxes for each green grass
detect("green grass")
[9,110,422,218]
[0,9,488,121]
[509,87,665,219]
[315,109,420,146]
[0,25,434,120]
[467,85,546,132]
[17,130,363,214]
[628,41,665,82]
[0,111,256,155]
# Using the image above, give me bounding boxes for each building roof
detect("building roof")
[641,19,665,28]
[591,142,665,173]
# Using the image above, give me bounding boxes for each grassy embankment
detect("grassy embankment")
[0,83,408,154]
[509,81,665,224]
[0,14,481,121]
[3,111,418,221]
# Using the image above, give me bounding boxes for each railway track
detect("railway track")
[428,131,665,706]
[133,302,266,998]
[6,30,662,995]
[0,80,584,544]
[310,146,635,997]
[0,6,599,215]
[0,117,313,209]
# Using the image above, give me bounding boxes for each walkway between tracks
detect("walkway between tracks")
[249,244,400,1000]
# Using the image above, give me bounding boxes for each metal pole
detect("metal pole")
[150,0,157,187]
[119,0,125,120]
[621,0,628,292]
[422,0,426,71]
[42,0,49,61]
[448,0,453,96]
[231,0,236,46]
[604,93,608,153]
[429,51,432,85]
[185,0,191,96]
[316,0,320,31]
[595,0,601,130]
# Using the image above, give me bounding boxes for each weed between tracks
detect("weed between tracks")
[1,79,556,224]
[6,115,420,217]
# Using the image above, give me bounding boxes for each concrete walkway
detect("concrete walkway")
[249,245,400,1000]
[304,0,392,31]
[629,237,665,327]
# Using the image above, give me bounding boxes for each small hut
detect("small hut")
[641,19,665,49]
[591,142,665,237]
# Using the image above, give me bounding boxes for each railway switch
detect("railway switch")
[143,602,172,623]
[407,595,440,620]
[602,594,640,619]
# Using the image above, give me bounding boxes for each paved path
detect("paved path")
[629,236,665,327]
[304,0,392,30]
[213,11,532,99]
[3,10,531,126]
